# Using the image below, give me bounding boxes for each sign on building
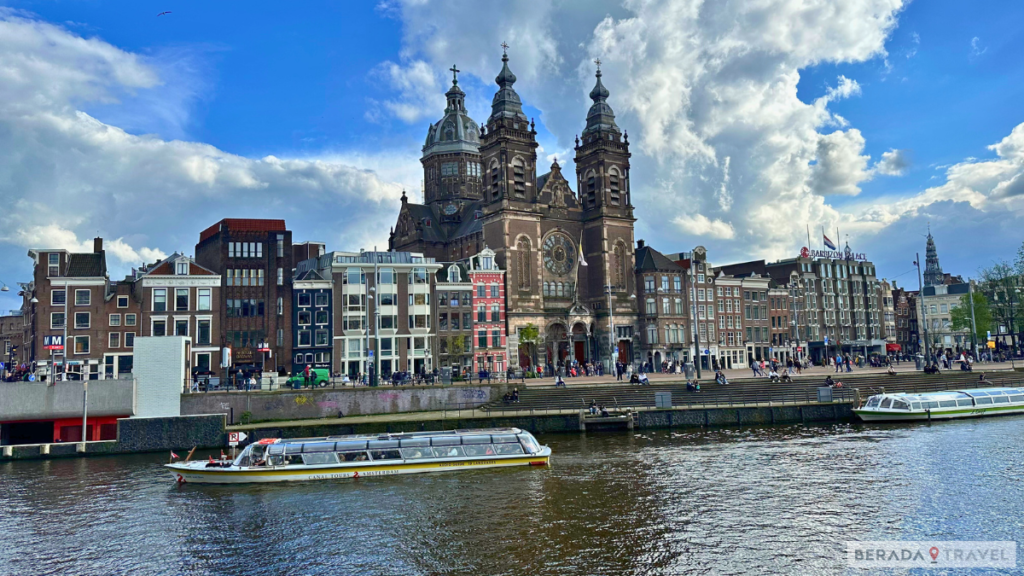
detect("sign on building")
[44,335,64,351]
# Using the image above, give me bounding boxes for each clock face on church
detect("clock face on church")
[543,234,575,276]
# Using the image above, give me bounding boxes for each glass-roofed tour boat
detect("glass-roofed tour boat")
[166,428,551,484]
[853,387,1024,422]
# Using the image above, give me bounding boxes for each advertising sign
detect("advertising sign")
[44,335,64,351]
[800,246,867,261]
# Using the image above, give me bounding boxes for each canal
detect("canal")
[2,417,1022,575]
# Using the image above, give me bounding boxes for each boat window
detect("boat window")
[956,399,974,407]
[938,400,957,408]
[399,438,431,448]
[400,447,432,459]
[431,437,461,447]
[972,392,990,397]
[267,455,284,466]
[494,444,525,455]
[911,402,921,410]
[461,436,492,445]
[993,396,1010,404]
[891,400,909,410]
[866,397,881,408]
[1009,395,1024,403]
[335,441,368,451]
[302,442,337,453]
[519,435,540,454]
[368,440,400,450]
[975,397,993,405]
[267,444,285,455]
[880,398,892,409]
[284,454,304,465]
[432,446,465,458]
[370,449,402,460]
[463,444,496,457]
[302,452,339,465]
[491,434,519,444]
[337,451,370,462]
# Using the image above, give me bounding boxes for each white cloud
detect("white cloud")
[810,129,871,196]
[367,59,445,123]
[0,13,412,291]
[873,148,910,176]
[672,214,735,239]
[971,36,987,57]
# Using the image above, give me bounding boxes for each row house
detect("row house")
[133,254,222,375]
[196,219,294,375]
[893,285,918,354]
[713,275,746,369]
[435,263,474,374]
[634,241,688,371]
[768,285,792,359]
[467,248,507,374]
[297,249,442,380]
[739,274,772,362]
[292,266,333,374]
[1,311,24,371]
[666,247,721,371]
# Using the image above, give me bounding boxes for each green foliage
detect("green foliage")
[950,291,993,344]
[239,411,252,425]
[519,323,540,343]
[450,335,465,355]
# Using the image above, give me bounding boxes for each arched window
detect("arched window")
[585,170,597,207]
[613,243,627,290]
[512,157,526,197]
[516,238,531,290]
[608,167,620,206]
[556,282,564,297]
[490,160,501,200]
[543,281,550,297]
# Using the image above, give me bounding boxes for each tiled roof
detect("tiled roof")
[66,253,105,277]
[404,204,447,243]
[140,254,217,277]
[199,218,287,243]
[635,245,684,272]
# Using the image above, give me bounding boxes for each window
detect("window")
[609,168,621,205]
[674,277,681,292]
[298,311,311,325]
[512,157,526,197]
[298,293,312,307]
[277,234,285,258]
[277,328,284,346]
[411,268,428,284]
[315,310,328,325]
[491,304,500,322]
[175,320,188,336]
[176,288,189,311]
[663,299,670,314]
[51,312,65,329]
[674,299,683,315]
[197,320,211,345]
[477,305,486,322]
[152,320,166,337]
[110,314,121,327]
[123,313,136,327]
[75,289,91,306]
[74,336,90,354]
[491,330,501,348]
[478,331,487,349]
[449,292,459,307]
[257,269,265,286]
[278,268,284,286]
[153,289,167,312]
[48,253,60,277]
[477,285,486,298]
[125,332,135,348]
[661,276,669,291]
[52,289,66,305]
[109,333,120,348]
[940,304,948,313]
[74,312,90,329]
[298,330,312,346]
[491,284,499,298]
[645,298,655,314]
[176,261,189,275]
[516,238,532,290]
[117,295,129,308]
[698,289,705,301]
[645,276,655,291]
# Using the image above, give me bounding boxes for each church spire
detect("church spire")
[489,42,528,123]
[923,227,944,287]
[583,58,619,136]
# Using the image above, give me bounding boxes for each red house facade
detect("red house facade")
[467,248,507,374]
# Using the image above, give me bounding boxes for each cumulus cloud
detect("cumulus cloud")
[810,129,871,196]
[367,59,445,123]
[873,148,910,176]
[0,12,414,300]
[672,214,736,239]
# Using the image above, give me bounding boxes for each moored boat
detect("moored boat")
[165,428,551,484]
[853,387,1024,422]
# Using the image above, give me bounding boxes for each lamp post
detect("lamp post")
[968,280,979,360]
[913,254,931,367]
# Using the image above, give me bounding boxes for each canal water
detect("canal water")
[2,417,1022,575]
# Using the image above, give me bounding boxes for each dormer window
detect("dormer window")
[482,257,493,270]
[176,261,189,275]
[447,266,461,283]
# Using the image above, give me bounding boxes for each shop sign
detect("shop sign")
[800,246,867,261]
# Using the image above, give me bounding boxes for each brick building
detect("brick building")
[635,241,687,370]
[0,311,24,374]
[435,262,474,375]
[195,219,293,375]
[893,285,916,354]
[466,247,508,374]
[292,267,333,374]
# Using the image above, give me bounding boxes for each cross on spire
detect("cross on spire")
[594,57,602,71]
[449,64,460,85]
[501,41,509,55]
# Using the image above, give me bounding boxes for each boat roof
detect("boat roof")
[886,387,1024,402]
[264,427,525,445]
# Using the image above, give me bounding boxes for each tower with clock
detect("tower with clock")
[390,50,638,369]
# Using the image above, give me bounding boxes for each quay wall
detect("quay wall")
[0,414,226,461]
[180,384,513,423]
[240,403,857,440]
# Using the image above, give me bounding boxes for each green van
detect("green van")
[287,368,330,388]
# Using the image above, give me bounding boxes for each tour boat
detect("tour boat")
[165,428,551,484]
[854,387,1024,422]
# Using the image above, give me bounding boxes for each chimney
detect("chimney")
[94,237,103,253]
[637,239,645,249]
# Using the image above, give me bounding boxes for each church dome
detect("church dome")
[583,67,620,136]
[423,75,480,158]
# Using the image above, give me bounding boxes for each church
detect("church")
[389,48,638,369]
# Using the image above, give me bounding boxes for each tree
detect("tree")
[449,335,464,356]
[978,260,1023,339]
[518,323,540,369]
[950,291,993,347]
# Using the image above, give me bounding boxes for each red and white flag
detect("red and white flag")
[171,451,180,459]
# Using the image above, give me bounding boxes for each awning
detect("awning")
[886,343,902,352]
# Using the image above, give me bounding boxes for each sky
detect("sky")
[2,0,1024,312]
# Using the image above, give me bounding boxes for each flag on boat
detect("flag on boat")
[170,451,179,459]
[209,456,216,463]
[823,234,837,250]
[578,238,587,266]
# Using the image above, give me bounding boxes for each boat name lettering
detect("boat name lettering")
[439,460,497,467]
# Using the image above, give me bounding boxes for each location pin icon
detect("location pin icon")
[929,547,940,561]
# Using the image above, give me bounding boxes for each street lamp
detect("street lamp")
[1,282,9,292]
[913,254,931,367]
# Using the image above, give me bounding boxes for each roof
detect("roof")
[66,253,105,277]
[404,203,448,243]
[635,245,684,272]
[435,262,470,284]
[199,219,287,243]
[139,254,217,277]
[295,268,327,281]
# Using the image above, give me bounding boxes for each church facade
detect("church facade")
[389,51,638,369]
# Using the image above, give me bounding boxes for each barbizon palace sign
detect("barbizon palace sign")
[800,246,867,261]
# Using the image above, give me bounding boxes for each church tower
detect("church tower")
[421,66,483,214]
[923,228,944,287]
[479,45,540,207]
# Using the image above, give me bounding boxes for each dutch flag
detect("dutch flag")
[823,234,837,250]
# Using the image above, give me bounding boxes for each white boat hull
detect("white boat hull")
[854,405,1024,422]
[166,448,551,484]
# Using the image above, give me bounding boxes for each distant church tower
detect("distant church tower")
[923,228,944,287]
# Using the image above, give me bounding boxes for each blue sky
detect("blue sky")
[1,0,1024,312]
